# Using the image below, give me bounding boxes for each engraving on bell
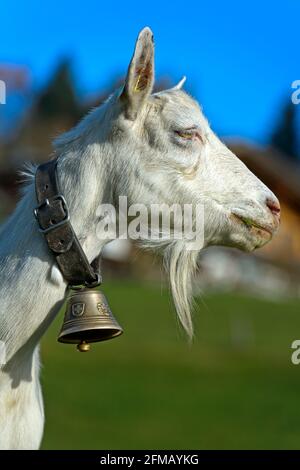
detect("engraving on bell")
[58,288,123,348]
[72,302,85,317]
[97,302,109,316]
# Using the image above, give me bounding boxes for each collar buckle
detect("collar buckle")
[34,194,70,234]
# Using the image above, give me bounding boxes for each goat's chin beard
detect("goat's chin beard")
[163,241,199,339]
[140,237,200,340]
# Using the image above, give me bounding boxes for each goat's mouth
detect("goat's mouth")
[231,213,274,240]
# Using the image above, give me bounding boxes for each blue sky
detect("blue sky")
[0,0,299,143]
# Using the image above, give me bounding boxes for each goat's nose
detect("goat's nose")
[266,197,281,219]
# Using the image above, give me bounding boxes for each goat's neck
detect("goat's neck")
[57,146,112,261]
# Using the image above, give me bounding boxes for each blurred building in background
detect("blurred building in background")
[0,61,299,299]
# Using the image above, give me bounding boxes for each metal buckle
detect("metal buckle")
[33,195,70,234]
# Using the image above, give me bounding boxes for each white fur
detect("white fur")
[0,27,279,449]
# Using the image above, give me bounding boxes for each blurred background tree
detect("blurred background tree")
[36,59,80,120]
[271,100,299,161]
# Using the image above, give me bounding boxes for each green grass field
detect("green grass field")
[41,281,300,449]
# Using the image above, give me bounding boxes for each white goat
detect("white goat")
[0,27,280,449]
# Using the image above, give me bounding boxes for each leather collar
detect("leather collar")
[33,159,101,288]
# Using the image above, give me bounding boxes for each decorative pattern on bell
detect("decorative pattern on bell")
[58,288,123,351]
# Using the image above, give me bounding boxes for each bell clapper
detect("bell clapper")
[77,341,90,352]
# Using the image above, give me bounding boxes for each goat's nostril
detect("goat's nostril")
[266,197,281,216]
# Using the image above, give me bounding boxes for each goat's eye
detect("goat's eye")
[174,128,202,142]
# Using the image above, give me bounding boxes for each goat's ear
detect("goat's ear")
[120,27,154,120]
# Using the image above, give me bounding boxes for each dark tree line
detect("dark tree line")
[271,100,299,161]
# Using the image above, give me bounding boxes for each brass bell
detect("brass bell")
[58,288,123,352]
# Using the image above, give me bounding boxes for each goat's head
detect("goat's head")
[57,28,280,337]
[108,27,280,255]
